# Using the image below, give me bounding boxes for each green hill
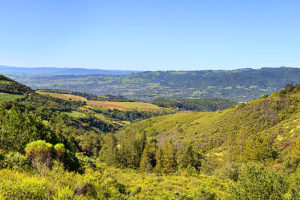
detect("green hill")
[0,74,33,95]
[0,74,298,199]
[117,86,300,172]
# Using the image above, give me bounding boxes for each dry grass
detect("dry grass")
[37,91,163,111]
[87,101,162,111]
[36,91,86,101]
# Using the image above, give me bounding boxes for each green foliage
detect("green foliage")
[0,152,29,171]
[0,75,299,199]
[139,142,156,173]
[0,105,56,152]
[229,163,288,200]
[25,140,54,175]
[151,97,236,112]
[180,144,203,171]
[0,74,33,95]
[98,133,117,166]
[160,141,178,174]
[0,93,23,103]
[214,162,241,181]
[117,132,146,168]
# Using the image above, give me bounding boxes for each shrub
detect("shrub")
[54,143,66,160]
[25,140,54,175]
[229,163,288,200]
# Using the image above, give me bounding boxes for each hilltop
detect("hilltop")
[7,67,300,102]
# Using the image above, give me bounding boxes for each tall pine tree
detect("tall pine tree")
[98,133,117,165]
[140,143,154,173]
[161,141,177,174]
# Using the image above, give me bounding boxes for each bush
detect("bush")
[229,163,288,200]
[2,152,29,171]
[25,140,54,175]
[54,143,66,160]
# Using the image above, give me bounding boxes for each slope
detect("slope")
[117,86,300,172]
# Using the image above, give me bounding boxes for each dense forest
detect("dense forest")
[7,67,300,102]
[0,75,299,199]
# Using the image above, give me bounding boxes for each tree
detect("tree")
[154,147,163,174]
[117,132,146,168]
[140,142,156,173]
[161,141,177,174]
[98,133,117,166]
[0,105,56,152]
[180,144,202,171]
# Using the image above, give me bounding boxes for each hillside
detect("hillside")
[0,74,33,95]
[0,75,298,199]
[7,67,300,102]
[117,86,300,170]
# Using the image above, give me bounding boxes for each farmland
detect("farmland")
[37,90,164,111]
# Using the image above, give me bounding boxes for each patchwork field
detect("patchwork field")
[37,90,163,111]
[87,101,162,111]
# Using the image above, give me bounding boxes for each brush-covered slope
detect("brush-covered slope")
[0,75,33,103]
[118,87,300,171]
[0,74,33,95]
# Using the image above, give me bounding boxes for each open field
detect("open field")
[0,93,23,103]
[86,101,162,111]
[37,90,164,111]
[36,91,86,101]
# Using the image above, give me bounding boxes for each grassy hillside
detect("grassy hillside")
[37,90,164,112]
[8,67,300,101]
[117,86,300,173]
[0,74,33,94]
[0,74,298,199]
[0,93,24,103]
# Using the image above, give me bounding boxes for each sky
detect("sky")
[0,0,299,71]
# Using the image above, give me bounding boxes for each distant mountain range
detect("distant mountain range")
[0,65,139,75]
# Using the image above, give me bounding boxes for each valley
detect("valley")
[7,67,300,102]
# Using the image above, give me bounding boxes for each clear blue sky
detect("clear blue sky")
[0,0,299,71]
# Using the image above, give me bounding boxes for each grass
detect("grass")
[0,80,12,85]
[37,90,164,111]
[86,101,163,111]
[0,93,23,103]
[63,111,86,118]
[36,91,86,101]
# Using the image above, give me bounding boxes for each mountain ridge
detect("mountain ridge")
[0,65,140,75]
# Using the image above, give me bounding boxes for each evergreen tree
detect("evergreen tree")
[154,147,163,174]
[98,133,117,166]
[139,143,154,173]
[181,144,202,171]
[161,141,177,174]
